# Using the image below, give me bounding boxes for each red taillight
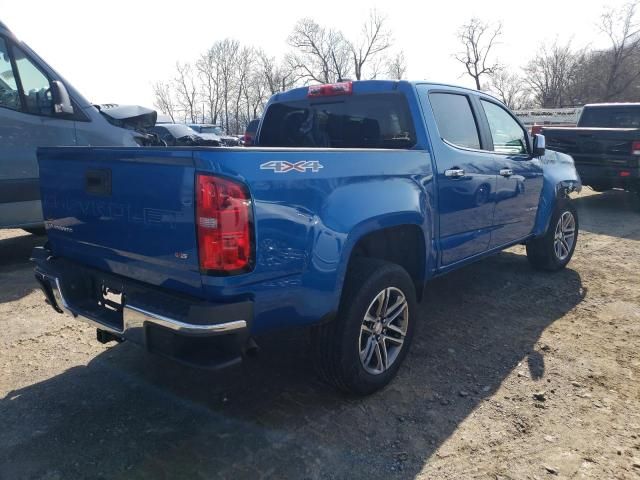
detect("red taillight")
[620,170,632,177]
[631,141,640,155]
[196,174,252,273]
[308,81,353,98]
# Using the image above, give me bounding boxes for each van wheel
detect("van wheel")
[526,199,578,271]
[311,258,416,395]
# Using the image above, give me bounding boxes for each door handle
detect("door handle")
[444,168,465,178]
[499,168,514,177]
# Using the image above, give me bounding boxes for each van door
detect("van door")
[0,37,76,227]
[420,89,498,266]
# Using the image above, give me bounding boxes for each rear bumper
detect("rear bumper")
[32,247,253,369]
[575,162,640,191]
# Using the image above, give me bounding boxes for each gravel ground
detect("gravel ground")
[0,189,639,480]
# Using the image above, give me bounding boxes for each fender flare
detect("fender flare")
[331,212,430,305]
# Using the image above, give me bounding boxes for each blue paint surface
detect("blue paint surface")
[38,81,580,334]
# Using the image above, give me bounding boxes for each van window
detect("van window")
[13,46,53,116]
[259,93,416,149]
[0,38,20,111]
[429,93,481,150]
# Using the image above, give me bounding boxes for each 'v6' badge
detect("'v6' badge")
[260,160,324,173]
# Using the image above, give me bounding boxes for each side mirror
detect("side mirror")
[51,80,74,115]
[533,134,546,157]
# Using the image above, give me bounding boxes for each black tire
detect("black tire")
[526,198,578,272]
[22,226,47,236]
[311,258,417,395]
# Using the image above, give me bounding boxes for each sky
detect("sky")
[0,0,631,110]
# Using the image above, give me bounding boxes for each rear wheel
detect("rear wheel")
[311,258,416,395]
[526,199,578,271]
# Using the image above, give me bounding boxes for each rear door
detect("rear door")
[477,99,543,247]
[421,89,498,266]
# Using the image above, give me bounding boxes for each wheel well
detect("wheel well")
[350,225,426,300]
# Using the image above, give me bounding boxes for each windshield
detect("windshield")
[197,126,225,135]
[579,106,640,128]
[259,93,416,149]
[164,124,197,137]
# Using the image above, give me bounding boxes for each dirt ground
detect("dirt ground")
[0,189,639,480]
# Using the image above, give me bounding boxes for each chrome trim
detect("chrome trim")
[123,304,246,334]
[51,277,70,311]
[444,168,465,178]
[37,272,247,336]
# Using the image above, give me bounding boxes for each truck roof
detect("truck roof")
[270,79,503,105]
[583,102,640,108]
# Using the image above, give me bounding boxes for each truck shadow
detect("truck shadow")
[0,231,46,304]
[573,190,640,240]
[0,250,585,480]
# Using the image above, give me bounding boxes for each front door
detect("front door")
[478,99,544,247]
[0,37,76,227]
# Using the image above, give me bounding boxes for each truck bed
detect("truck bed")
[37,145,431,332]
[543,127,640,190]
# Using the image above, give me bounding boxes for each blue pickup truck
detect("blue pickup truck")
[32,81,581,395]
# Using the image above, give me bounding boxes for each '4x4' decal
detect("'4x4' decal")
[260,161,324,173]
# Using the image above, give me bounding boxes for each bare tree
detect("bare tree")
[455,18,502,90]
[524,41,583,107]
[174,62,199,123]
[232,47,254,133]
[349,10,392,80]
[257,50,299,94]
[152,81,176,122]
[210,39,240,132]
[385,51,407,80]
[485,70,527,110]
[288,18,352,83]
[598,1,640,100]
[196,47,222,124]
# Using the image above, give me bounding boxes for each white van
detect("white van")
[0,21,155,232]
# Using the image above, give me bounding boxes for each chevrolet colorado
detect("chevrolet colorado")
[543,103,640,197]
[32,81,581,395]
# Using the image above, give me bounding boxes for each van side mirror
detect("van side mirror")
[51,80,74,115]
[533,134,546,157]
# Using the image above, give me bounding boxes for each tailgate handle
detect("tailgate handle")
[85,169,112,196]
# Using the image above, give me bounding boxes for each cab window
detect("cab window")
[12,45,53,116]
[481,100,528,155]
[429,92,481,150]
[260,93,416,149]
[0,37,20,111]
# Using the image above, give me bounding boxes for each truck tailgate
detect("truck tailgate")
[544,127,640,167]
[38,147,203,297]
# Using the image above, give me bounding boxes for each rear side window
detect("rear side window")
[259,93,416,149]
[579,106,640,128]
[429,93,480,150]
[481,100,528,155]
[0,37,20,111]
